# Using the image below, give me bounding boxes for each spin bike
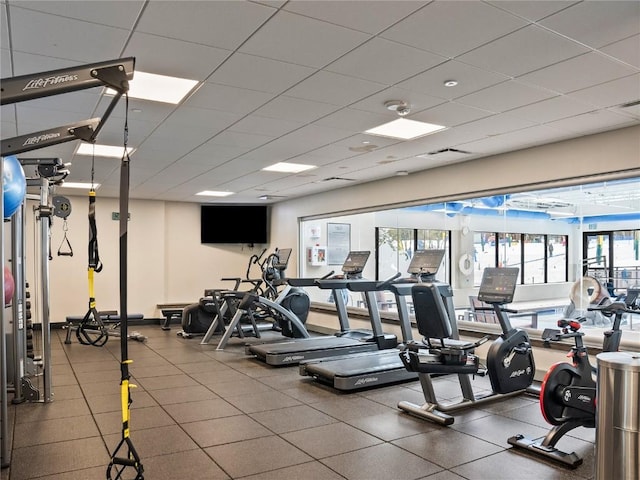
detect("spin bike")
[508,296,639,468]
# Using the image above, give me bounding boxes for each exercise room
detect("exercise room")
[2,1,639,480]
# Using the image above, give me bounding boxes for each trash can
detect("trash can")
[595,352,640,480]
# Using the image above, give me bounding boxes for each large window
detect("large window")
[298,178,640,344]
[377,227,450,283]
[474,232,568,286]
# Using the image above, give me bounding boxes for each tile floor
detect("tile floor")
[2,325,597,480]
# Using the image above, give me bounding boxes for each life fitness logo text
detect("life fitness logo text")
[23,133,60,146]
[23,74,78,91]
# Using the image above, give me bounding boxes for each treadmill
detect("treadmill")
[246,251,393,366]
[298,249,454,391]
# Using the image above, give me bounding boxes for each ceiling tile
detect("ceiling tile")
[313,107,389,133]
[207,53,315,94]
[285,70,385,106]
[135,1,276,50]
[507,96,596,124]
[381,1,527,58]
[540,1,640,49]
[543,110,639,134]
[397,60,510,101]
[457,25,590,77]
[124,32,230,81]
[9,7,129,63]
[282,1,426,34]
[486,1,581,22]
[10,0,144,28]
[348,86,445,115]
[239,10,370,68]
[325,37,447,85]
[182,82,275,115]
[566,75,640,109]
[600,34,640,69]
[411,101,494,128]
[253,95,340,123]
[517,52,639,94]
[456,80,557,112]
[229,114,304,138]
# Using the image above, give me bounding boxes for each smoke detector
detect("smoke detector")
[384,100,411,116]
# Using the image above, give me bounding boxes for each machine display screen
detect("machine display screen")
[273,248,292,269]
[477,267,519,304]
[407,249,445,275]
[342,251,370,273]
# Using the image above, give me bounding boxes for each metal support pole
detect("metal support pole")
[11,203,26,403]
[1,153,10,467]
[38,178,53,403]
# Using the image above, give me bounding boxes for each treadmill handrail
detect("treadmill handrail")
[346,272,402,292]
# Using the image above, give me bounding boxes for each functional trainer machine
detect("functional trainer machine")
[397,267,536,426]
[299,249,448,391]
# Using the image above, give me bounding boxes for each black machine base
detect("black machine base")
[508,434,583,469]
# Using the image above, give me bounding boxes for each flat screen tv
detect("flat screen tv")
[200,205,269,245]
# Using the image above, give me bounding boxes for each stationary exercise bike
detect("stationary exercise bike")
[398,267,536,426]
[508,292,639,468]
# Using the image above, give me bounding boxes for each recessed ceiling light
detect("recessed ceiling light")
[262,162,317,173]
[196,190,234,197]
[76,143,135,158]
[62,182,101,189]
[106,71,199,104]
[365,118,447,140]
[444,80,458,87]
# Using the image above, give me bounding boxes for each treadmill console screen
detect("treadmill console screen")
[477,267,519,304]
[342,251,370,274]
[407,249,445,276]
[273,248,292,269]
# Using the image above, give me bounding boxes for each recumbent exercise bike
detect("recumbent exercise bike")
[398,267,536,426]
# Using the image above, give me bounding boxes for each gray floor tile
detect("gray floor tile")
[282,422,382,458]
[9,437,107,480]
[163,397,242,423]
[310,395,396,422]
[86,390,158,414]
[346,409,438,441]
[250,404,338,434]
[13,414,100,448]
[103,424,200,459]
[205,435,312,478]
[181,414,272,447]
[237,460,346,479]
[148,384,219,405]
[141,449,229,480]
[94,405,176,435]
[393,428,504,468]
[451,449,590,479]
[224,389,302,413]
[136,373,200,390]
[206,378,276,398]
[321,443,442,480]
[451,412,550,448]
[15,398,92,424]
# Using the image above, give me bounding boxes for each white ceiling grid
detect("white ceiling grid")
[0,0,638,204]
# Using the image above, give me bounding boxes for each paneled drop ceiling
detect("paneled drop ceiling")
[1,0,639,204]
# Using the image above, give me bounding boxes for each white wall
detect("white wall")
[20,125,639,324]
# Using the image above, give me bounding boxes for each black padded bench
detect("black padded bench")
[161,309,184,330]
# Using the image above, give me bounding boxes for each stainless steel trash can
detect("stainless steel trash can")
[595,352,640,480]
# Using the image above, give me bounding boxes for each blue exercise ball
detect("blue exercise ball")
[3,155,27,219]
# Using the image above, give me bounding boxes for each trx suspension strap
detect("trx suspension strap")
[77,148,108,346]
[107,93,144,480]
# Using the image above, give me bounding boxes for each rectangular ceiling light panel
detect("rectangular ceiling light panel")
[365,118,447,140]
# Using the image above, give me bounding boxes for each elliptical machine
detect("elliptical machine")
[508,292,639,468]
[398,267,536,425]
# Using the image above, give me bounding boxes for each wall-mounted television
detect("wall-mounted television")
[200,205,269,245]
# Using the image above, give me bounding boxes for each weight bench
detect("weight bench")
[64,311,145,344]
